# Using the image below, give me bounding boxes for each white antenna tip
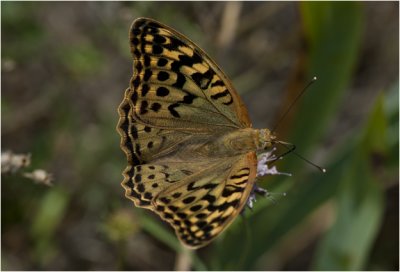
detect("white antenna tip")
[282,192,287,197]
[322,168,327,173]
[313,76,317,81]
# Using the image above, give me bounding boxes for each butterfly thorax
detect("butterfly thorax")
[198,128,274,158]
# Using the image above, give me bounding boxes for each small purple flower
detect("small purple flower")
[246,148,291,210]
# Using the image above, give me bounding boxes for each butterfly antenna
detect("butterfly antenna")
[271,76,318,133]
[276,141,326,173]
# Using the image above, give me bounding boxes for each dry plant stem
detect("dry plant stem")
[217,2,242,49]
[174,247,192,271]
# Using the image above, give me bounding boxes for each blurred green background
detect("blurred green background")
[1,2,398,270]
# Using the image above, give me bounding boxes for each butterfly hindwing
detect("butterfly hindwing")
[153,153,257,248]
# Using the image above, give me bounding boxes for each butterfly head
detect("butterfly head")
[258,128,277,150]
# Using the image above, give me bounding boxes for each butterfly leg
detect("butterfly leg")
[245,184,269,210]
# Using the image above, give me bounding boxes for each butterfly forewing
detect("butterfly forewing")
[127,18,251,132]
[118,18,258,248]
[118,88,195,165]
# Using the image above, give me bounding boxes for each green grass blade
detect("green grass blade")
[288,2,363,160]
[312,95,387,270]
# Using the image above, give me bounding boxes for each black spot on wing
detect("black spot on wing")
[135,61,143,73]
[152,44,163,54]
[182,196,196,204]
[157,58,168,67]
[156,87,169,97]
[190,204,202,212]
[135,174,142,183]
[130,125,138,139]
[137,183,145,193]
[150,102,161,112]
[132,76,140,89]
[172,73,186,89]
[191,69,214,89]
[131,28,141,36]
[222,185,245,197]
[187,181,200,191]
[153,34,167,44]
[144,55,151,67]
[202,194,216,203]
[203,183,218,190]
[182,93,196,104]
[131,90,138,105]
[223,96,233,105]
[157,71,170,81]
[139,101,148,114]
[147,21,162,29]
[196,221,207,228]
[168,104,180,118]
[211,80,225,87]
[143,69,152,81]
[195,213,207,219]
[172,192,182,198]
[133,18,146,29]
[168,205,179,212]
[164,212,173,219]
[210,88,234,106]
[141,84,150,96]
[144,192,153,200]
[164,36,186,51]
[177,212,187,219]
[160,197,171,204]
[211,89,229,100]
[230,173,248,179]
[173,53,202,70]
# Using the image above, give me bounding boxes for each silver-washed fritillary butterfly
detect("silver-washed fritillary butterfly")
[117,18,277,249]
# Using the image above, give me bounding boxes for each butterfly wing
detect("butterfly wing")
[118,90,196,165]
[118,18,258,248]
[121,152,257,248]
[126,17,251,133]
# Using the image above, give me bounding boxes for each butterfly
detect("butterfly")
[117,17,277,249]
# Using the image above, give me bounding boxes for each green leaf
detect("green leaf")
[289,2,363,161]
[312,96,387,270]
[31,189,69,238]
[31,188,69,265]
